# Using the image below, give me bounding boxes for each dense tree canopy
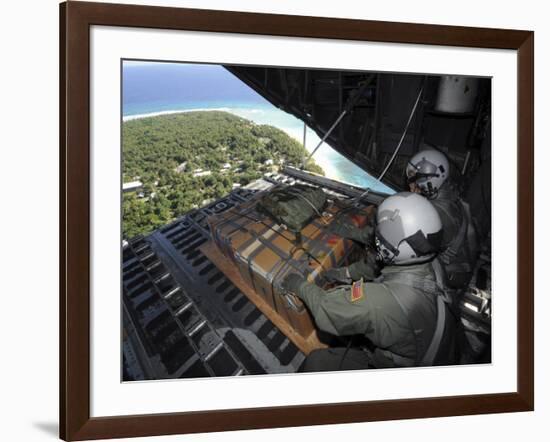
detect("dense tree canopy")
[123,111,323,238]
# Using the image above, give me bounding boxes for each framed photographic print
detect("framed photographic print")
[60,1,534,440]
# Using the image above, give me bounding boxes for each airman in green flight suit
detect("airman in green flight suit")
[406,149,478,289]
[282,192,459,371]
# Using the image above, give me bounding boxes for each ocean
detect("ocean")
[123,61,393,193]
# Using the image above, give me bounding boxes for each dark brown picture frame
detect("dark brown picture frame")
[60,1,534,440]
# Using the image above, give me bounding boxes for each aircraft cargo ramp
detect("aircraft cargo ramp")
[122,168,385,380]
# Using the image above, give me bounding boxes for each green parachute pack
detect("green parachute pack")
[256,184,327,233]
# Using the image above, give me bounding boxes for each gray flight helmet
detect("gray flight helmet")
[406,149,449,198]
[375,192,443,265]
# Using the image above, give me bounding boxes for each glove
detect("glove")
[328,220,356,238]
[329,220,374,244]
[347,252,380,281]
[282,273,306,294]
[324,267,352,284]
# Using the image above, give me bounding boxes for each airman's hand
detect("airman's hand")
[328,220,360,239]
[282,273,306,294]
[324,267,352,284]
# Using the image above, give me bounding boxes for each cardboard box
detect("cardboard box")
[207,193,371,340]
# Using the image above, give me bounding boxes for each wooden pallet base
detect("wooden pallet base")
[201,241,326,355]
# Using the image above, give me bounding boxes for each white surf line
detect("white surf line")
[122,108,236,122]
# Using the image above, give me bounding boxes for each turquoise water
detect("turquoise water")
[123,61,393,193]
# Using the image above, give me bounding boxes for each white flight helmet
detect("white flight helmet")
[375,192,443,265]
[406,149,449,198]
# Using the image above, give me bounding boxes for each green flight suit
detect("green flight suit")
[430,182,477,289]
[295,262,458,369]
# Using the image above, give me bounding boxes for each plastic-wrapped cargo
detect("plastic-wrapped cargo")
[256,184,328,233]
[207,190,372,342]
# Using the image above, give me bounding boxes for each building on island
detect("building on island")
[123,180,143,193]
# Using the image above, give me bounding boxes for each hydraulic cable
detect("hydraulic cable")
[352,81,425,204]
[301,75,375,170]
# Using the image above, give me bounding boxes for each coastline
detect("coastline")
[122,106,326,157]
[122,107,392,192]
[122,108,237,122]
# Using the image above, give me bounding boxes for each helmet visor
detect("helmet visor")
[406,168,440,184]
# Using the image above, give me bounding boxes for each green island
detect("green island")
[123,111,324,238]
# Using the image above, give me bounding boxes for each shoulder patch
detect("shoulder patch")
[350,278,365,302]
